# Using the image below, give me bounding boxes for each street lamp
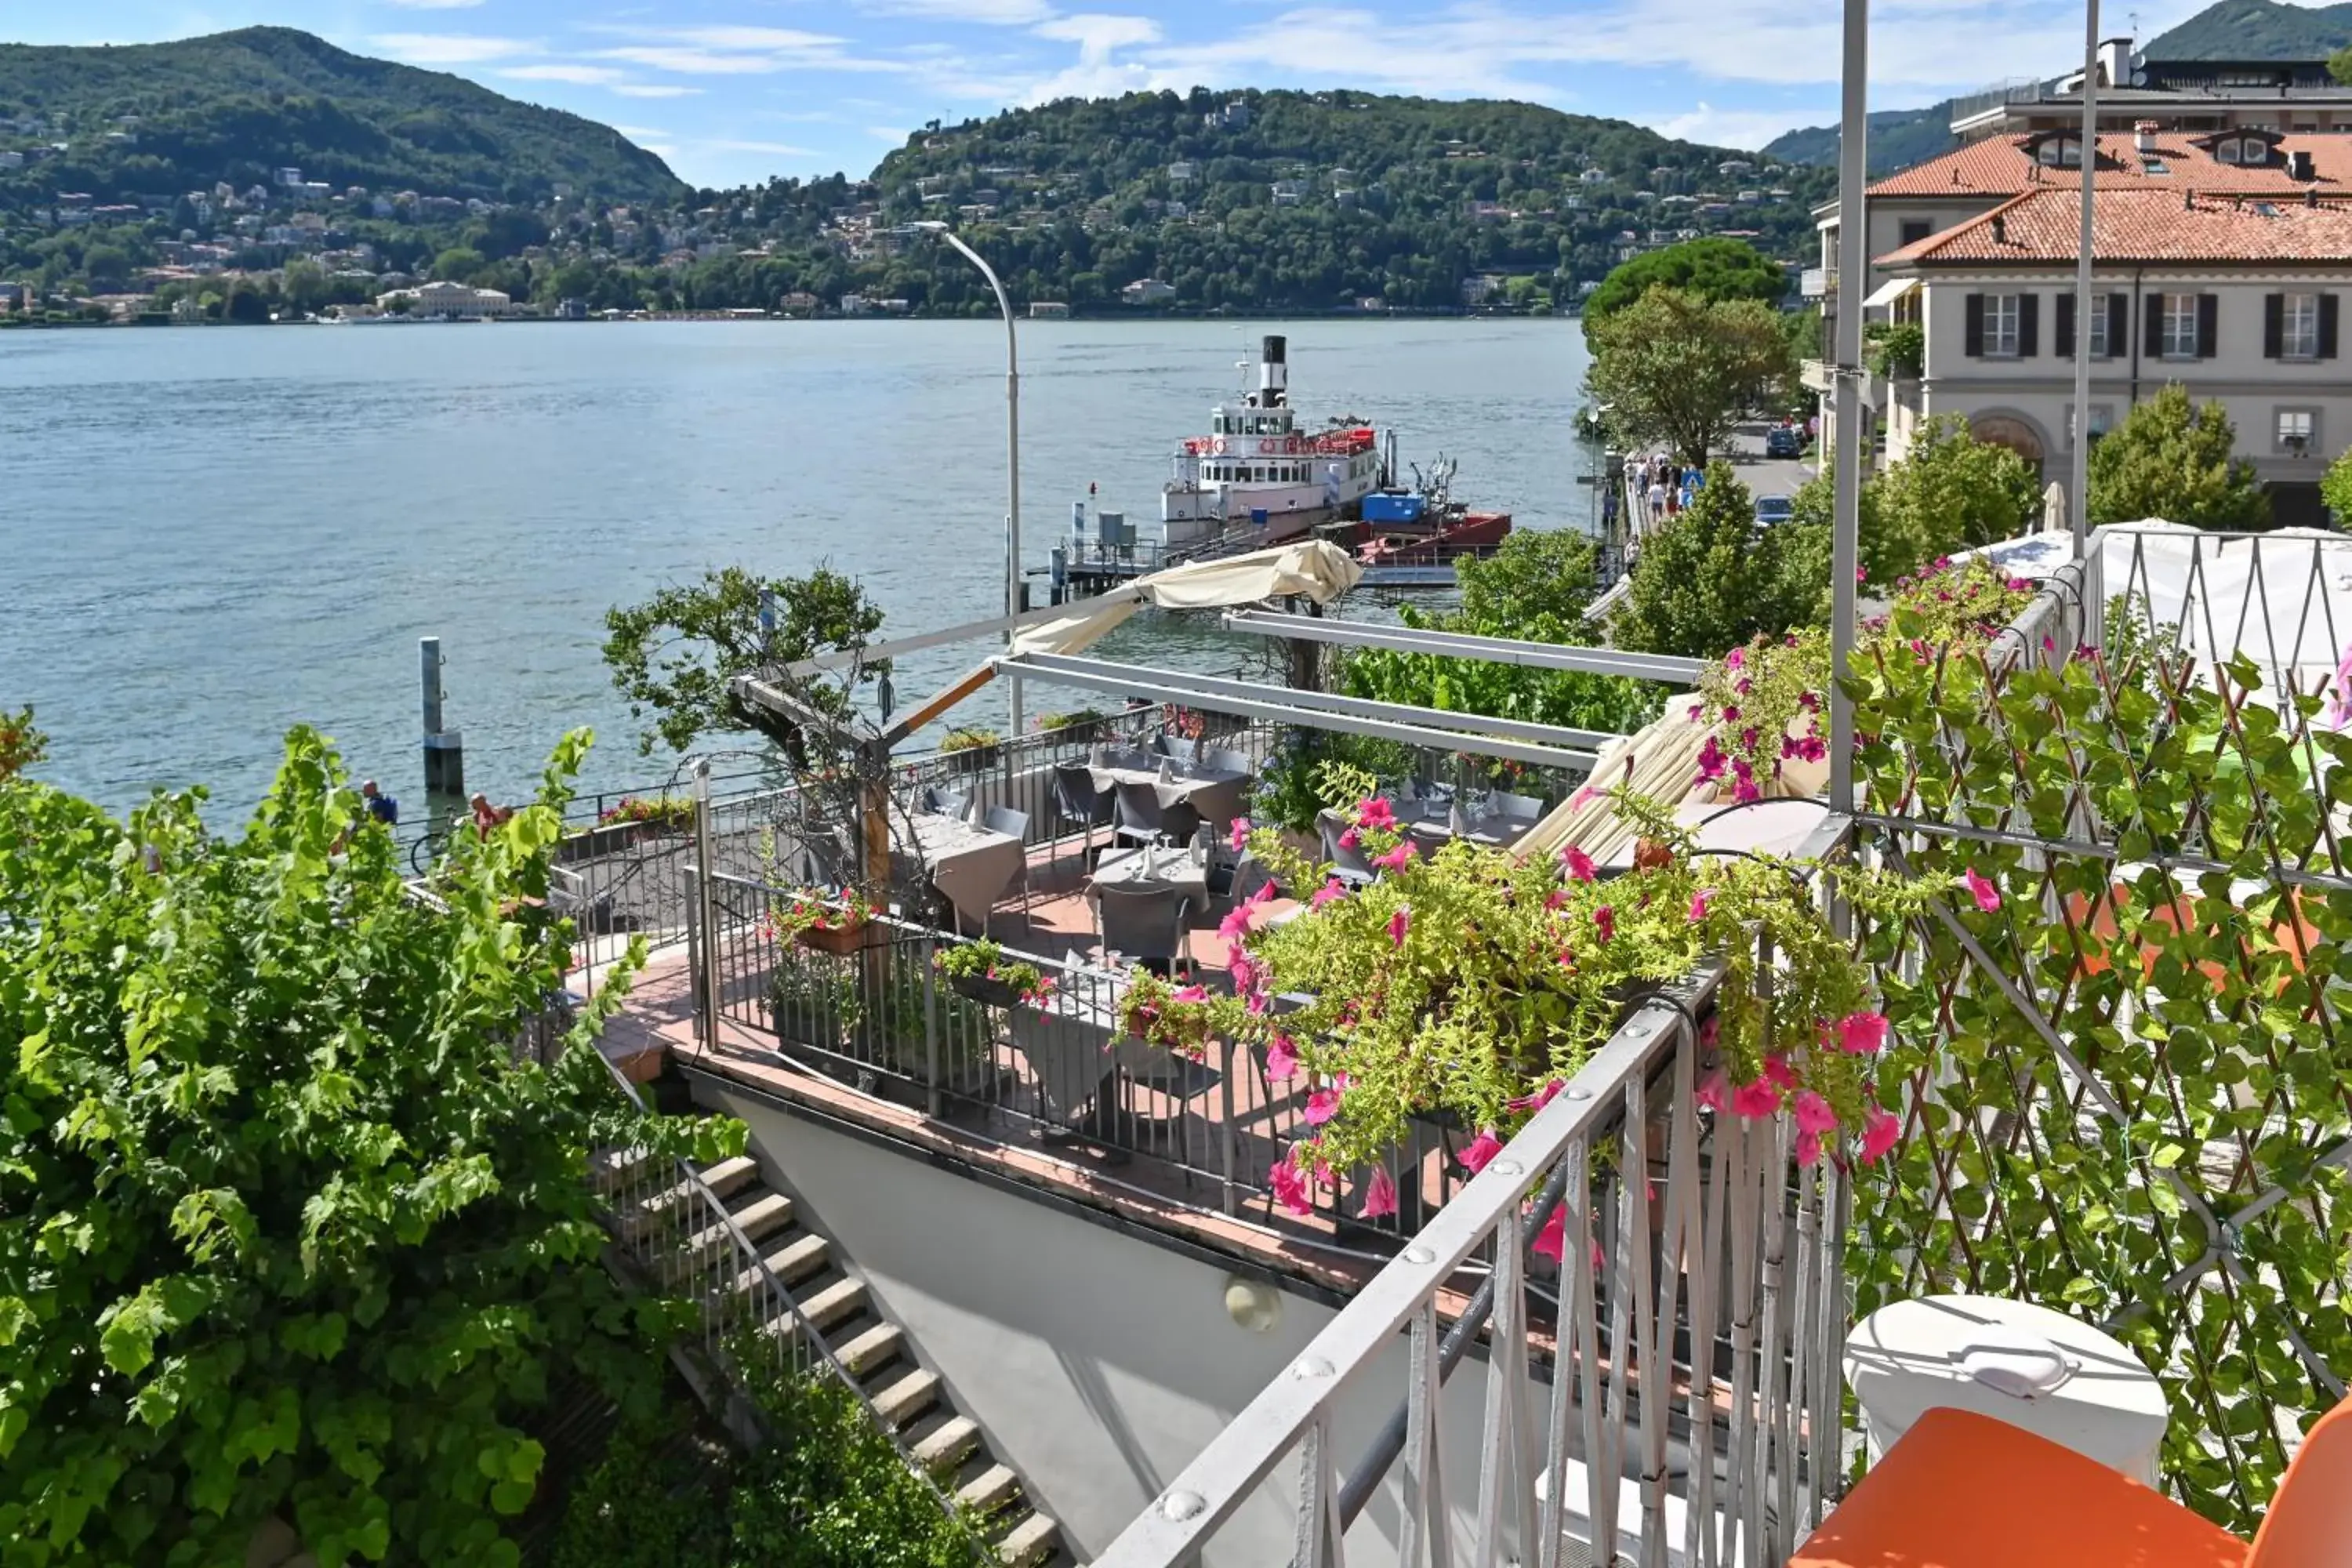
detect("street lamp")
[913,220,1023,734]
[2071,0,2102,557]
[1828,0,1867,816]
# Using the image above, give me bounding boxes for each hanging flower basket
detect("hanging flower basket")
[797,917,869,955]
[772,890,879,955]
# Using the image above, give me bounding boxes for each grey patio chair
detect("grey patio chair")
[1492,789,1547,822]
[1112,779,1167,848]
[983,804,1033,915]
[1094,882,1194,974]
[922,785,971,819]
[1318,808,1379,889]
[1157,735,1200,768]
[1051,762,1115,869]
[1203,746,1253,776]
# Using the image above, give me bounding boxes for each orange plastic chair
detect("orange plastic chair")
[1791,1397,2352,1568]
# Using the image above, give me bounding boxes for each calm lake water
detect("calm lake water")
[1,318,1595,816]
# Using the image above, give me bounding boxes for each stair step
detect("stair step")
[739,1231,829,1295]
[696,1155,760,1199]
[836,1322,904,1377]
[912,1415,981,1472]
[685,1191,792,1257]
[871,1367,942,1429]
[958,1462,1021,1514]
[764,1276,866,1339]
[996,1512,1061,1566]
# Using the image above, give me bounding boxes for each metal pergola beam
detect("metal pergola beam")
[1018,651,1625,751]
[995,652,1604,771]
[1221,611,1707,684]
[775,583,1148,681]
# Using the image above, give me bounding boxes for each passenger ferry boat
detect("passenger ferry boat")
[1160,335,1392,543]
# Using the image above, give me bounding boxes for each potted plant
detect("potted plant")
[561,793,697,861]
[941,728,1002,774]
[772,888,878,955]
[933,939,1051,1008]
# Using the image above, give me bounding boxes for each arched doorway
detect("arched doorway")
[1969,412,2048,474]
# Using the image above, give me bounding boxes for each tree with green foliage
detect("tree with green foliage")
[0,726,742,1566]
[1615,463,1819,658]
[1337,530,1661,734]
[1783,415,2040,593]
[1581,236,1788,332]
[2088,383,2271,530]
[2329,44,2352,88]
[1586,287,1795,467]
[602,566,887,759]
[2322,443,2352,527]
[432,246,488,284]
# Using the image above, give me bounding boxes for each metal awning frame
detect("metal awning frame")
[1221,610,1707,685]
[994,651,1610,771]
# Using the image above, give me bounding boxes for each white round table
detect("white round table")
[1844,1294,2170,1484]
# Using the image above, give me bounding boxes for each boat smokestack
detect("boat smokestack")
[1259,334,1288,402]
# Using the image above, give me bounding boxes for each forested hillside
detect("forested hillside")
[0,27,685,208]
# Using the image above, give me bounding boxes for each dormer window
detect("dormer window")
[2201,132,2281,167]
[2031,132,2084,168]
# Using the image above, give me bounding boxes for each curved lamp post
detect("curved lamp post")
[914,221,1022,735]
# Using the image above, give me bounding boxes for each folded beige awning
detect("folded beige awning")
[1861,276,1918,310]
[1013,539,1363,657]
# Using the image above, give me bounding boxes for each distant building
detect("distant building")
[840,293,875,316]
[554,297,590,321]
[779,291,821,315]
[1029,301,1070,318]
[376,281,518,320]
[1121,278,1178,306]
[1167,162,1196,181]
[275,167,303,187]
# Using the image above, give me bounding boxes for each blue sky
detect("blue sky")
[16,0,2217,188]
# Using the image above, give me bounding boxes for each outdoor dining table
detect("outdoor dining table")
[1389,797,1543,853]
[1004,985,1167,1129]
[1087,759,1254,835]
[893,811,1025,931]
[1084,844,1211,908]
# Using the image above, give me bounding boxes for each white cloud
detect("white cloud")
[367,32,539,65]
[1033,13,1163,53]
[857,0,1057,24]
[498,63,628,84]
[1651,101,1824,151]
[595,45,797,74]
[613,83,706,97]
[869,125,910,141]
[702,139,820,154]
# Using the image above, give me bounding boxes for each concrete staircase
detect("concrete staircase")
[620,1151,1069,1566]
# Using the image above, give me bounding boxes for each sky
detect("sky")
[12,0,2221,189]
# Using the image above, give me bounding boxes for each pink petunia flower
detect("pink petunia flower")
[1358,1166,1399,1220]
[1388,906,1411,946]
[1265,1033,1298,1079]
[1593,905,1616,943]
[1838,1011,1890,1054]
[1560,844,1598,883]
[1695,735,1727,783]
[1532,1203,1566,1263]
[1269,1155,1313,1216]
[1229,951,1260,992]
[1460,1129,1506,1174]
[1229,816,1252,851]
[1688,889,1713,922]
[1695,1069,1728,1113]
[1356,796,1396,829]
[1543,889,1569,912]
[1218,904,1256,942]
[1860,1105,1902,1165]
[1793,1090,1838,1138]
[1730,1079,1782,1119]
[1310,878,1346,909]
[1509,1078,1565,1112]
[1305,1087,1341,1125]
[1724,646,1745,670]
[1795,1130,1822,1167]
[1338,827,1360,851]
[1171,984,1208,1004]
[1762,1054,1796,1090]
[1962,866,2002,913]
[1372,841,1415,873]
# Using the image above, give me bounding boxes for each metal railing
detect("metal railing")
[1092,887,1853,1567]
[694,874,1478,1239]
[584,1033,971,1534]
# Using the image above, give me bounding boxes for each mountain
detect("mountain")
[2143,0,2352,58]
[0,27,685,207]
[1762,0,2352,176]
[1762,103,1960,176]
[860,89,1835,311]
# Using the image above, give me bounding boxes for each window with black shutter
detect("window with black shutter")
[2056,293,2074,358]
[2146,294,2165,361]
[1964,292,1985,357]
[2265,293,2285,358]
[2197,293,2219,358]
[2107,294,2130,359]
[2323,294,2341,360]
[2018,293,2039,357]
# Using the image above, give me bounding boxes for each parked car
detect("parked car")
[1755,495,1796,528]
[1764,426,1804,459]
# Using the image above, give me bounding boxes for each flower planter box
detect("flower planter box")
[948,972,1028,1009]
[796,918,869,956]
[946,743,1001,775]
[558,818,684,864]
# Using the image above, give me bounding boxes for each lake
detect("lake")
[0,318,1595,816]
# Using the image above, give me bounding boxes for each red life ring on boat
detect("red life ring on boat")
[1210,437,1228,454]
[1258,438,1276,454]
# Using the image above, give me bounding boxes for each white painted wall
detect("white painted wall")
[713,1087,1538,1566]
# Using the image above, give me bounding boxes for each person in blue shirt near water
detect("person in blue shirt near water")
[359,779,399,827]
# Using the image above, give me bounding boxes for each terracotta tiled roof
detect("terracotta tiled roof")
[1877,187,2352,266]
[1864,132,2352,199]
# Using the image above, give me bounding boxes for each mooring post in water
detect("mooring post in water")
[419,636,464,797]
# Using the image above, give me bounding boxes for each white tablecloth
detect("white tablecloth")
[894,812,1025,925]
[1395,798,1541,851]
[1089,764,1252,833]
